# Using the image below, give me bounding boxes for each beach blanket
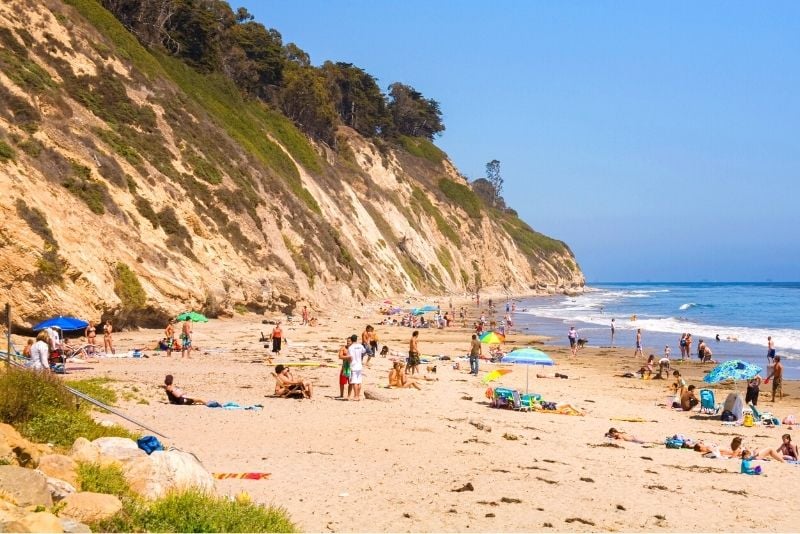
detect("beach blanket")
[205,401,263,411]
[213,472,271,480]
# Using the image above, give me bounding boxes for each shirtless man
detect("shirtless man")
[362,325,375,367]
[766,355,783,402]
[180,319,192,359]
[407,330,420,375]
[164,319,177,357]
[634,328,643,358]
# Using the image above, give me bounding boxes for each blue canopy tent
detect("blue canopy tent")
[32,316,89,332]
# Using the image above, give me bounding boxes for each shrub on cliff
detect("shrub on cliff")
[113,262,147,309]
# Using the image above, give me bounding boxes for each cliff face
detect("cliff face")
[0,0,583,328]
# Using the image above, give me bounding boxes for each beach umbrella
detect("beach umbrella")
[482,368,512,384]
[176,311,209,323]
[420,305,438,312]
[479,331,505,344]
[32,316,89,332]
[502,347,555,394]
[703,360,761,384]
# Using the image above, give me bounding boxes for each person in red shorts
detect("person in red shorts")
[337,336,352,398]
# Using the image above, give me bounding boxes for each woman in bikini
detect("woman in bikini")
[103,320,114,355]
[85,321,97,351]
[388,361,421,390]
[777,434,798,461]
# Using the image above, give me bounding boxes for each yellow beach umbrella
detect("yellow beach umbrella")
[482,368,513,384]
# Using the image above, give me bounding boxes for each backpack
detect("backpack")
[665,437,684,449]
[137,435,164,455]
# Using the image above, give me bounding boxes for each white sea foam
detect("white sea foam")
[679,303,696,311]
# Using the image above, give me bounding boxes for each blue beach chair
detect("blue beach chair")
[699,389,720,414]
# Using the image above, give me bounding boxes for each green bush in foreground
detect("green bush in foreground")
[91,490,296,533]
[0,367,136,447]
[77,462,131,497]
[67,377,118,406]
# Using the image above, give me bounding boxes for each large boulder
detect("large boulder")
[37,454,79,487]
[0,423,49,467]
[60,517,92,533]
[0,465,53,508]
[69,438,100,464]
[43,474,77,502]
[124,448,215,500]
[59,492,122,524]
[92,437,146,467]
[15,511,64,533]
[0,498,25,524]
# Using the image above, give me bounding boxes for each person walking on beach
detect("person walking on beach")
[301,306,309,326]
[361,325,374,367]
[679,334,687,360]
[270,323,283,357]
[634,328,643,358]
[469,334,481,375]
[685,333,693,359]
[347,334,366,401]
[103,320,115,355]
[568,326,578,356]
[766,356,783,402]
[610,318,616,347]
[767,336,776,364]
[408,330,421,375]
[180,319,192,358]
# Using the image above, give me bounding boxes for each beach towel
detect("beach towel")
[206,401,263,411]
[213,472,271,480]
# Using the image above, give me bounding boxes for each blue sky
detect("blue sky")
[239,1,799,283]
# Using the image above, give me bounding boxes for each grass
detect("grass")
[67,377,117,406]
[15,199,57,249]
[0,367,137,447]
[62,160,110,215]
[0,140,15,161]
[438,178,482,218]
[77,462,130,497]
[498,213,567,256]
[436,246,455,280]
[114,262,147,309]
[92,490,297,533]
[398,135,445,165]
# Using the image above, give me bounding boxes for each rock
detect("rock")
[93,437,146,467]
[18,511,64,533]
[0,465,53,507]
[43,474,77,502]
[70,438,100,463]
[59,492,122,523]
[0,498,25,523]
[0,423,49,467]
[37,454,79,487]
[124,448,214,500]
[60,517,92,533]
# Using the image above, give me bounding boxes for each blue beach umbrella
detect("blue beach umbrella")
[32,316,89,332]
[501,347,554,393]
[703,360,761,384]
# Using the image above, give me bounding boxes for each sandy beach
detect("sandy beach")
[31,297,800,532]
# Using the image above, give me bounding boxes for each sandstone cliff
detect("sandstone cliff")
[0,0,583,328]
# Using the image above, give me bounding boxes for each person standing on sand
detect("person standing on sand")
[180,319,192,358]
[85,321,97,349]
[685,333,693,359]
[469,334,481,376]
[408,330,421,375]
[347,334,366,401]
[301,306,309,326]
[271,322,283,357]
[634,328,643,358]
[767,336,776,364]
[362,325,375,367]
[679,333,687,360]
[103,320,115,355]
[568,326,578,356]
[610,318,616,347]
[766,356,783,402]
[337,337,352,398]
[164,319,176,357]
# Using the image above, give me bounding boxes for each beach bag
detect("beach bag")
[137,435,164,455]
[665,437,684,449]
[720,409,736,422]
[783,415,796,425]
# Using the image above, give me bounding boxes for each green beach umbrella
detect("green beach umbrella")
[176,311,209,323]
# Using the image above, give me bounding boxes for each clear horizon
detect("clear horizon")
[238,1,800,283]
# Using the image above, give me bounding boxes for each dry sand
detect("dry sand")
[40,298,800,532]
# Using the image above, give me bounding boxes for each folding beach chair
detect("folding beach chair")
[511,390,531,412]
[492,387,515,409]
[699,389,720,414]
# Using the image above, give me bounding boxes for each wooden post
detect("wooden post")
[4,303,10,366]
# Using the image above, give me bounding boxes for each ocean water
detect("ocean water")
[510,282,800,379]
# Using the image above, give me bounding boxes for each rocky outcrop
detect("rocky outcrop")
[0,423,50,467]
[0,465,52,508]
[124,448,215,500]
[59,492,122,524]
[0,0,584,328]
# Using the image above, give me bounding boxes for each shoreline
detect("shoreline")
[7,296,800,532]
